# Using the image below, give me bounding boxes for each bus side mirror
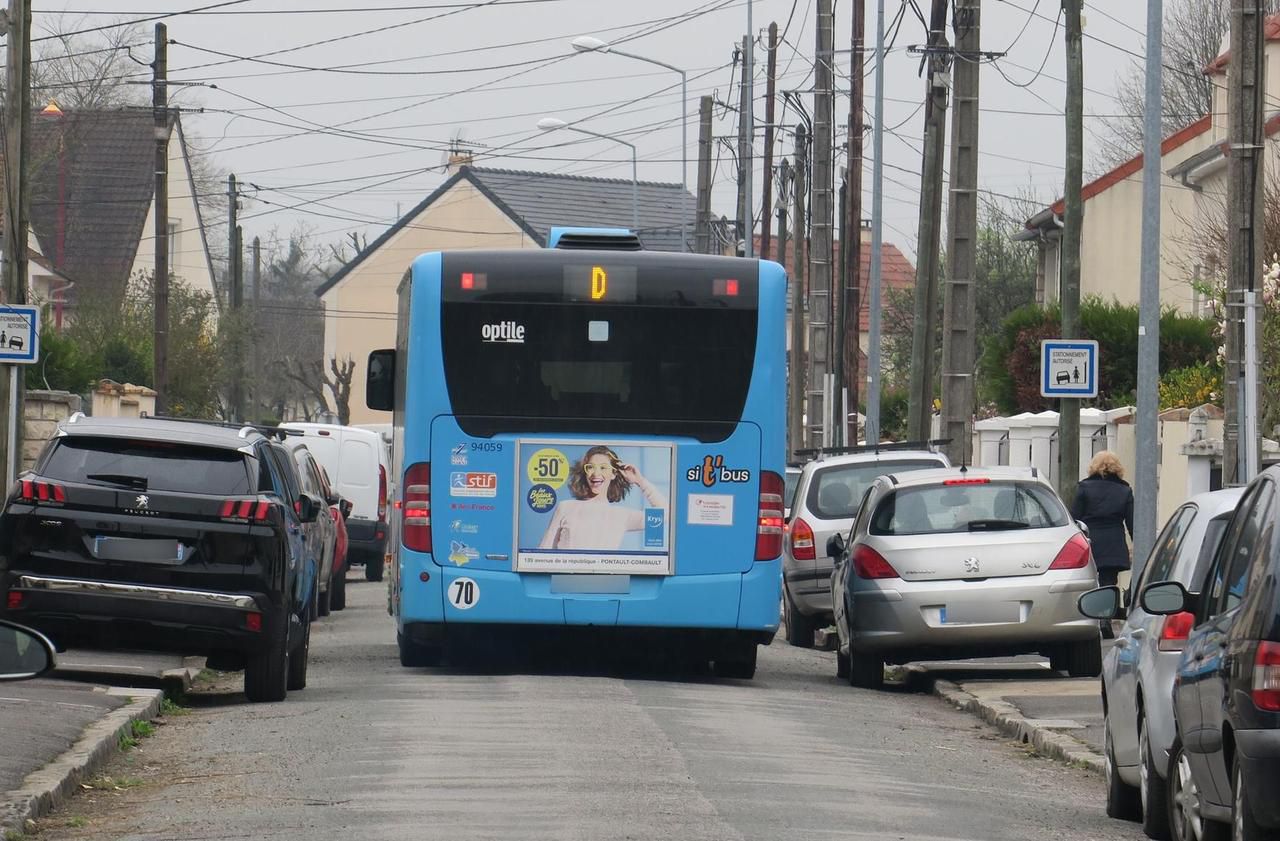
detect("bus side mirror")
[367,349,396,411]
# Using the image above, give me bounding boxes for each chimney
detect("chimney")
[447,138,474,173]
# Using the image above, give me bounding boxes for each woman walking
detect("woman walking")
[1072,451,1134,637]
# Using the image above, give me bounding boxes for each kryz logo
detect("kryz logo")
[686,454,751,488]
[449,472,498,498]
[481,321,525,343]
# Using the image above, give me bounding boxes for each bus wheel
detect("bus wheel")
[713,642,758,680]
[398,632,442,668]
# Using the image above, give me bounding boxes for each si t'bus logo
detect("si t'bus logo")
[686,454,751,488]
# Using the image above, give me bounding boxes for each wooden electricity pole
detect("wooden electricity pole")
[695,96,714,254]
[1057,0,1083,501]
[761,22,778,261]
[789,125,809,457]
[843,0,865,444]
[1,0,31,483]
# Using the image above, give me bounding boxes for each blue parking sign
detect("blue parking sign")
[1040,339,1098,398]
[0,305,39,364]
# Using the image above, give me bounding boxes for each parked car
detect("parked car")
[282,440,339,617]
[0,619,56,681]
[0,416,321,703]
[1137,468,1280,841]
[282,423,391,582]
[785,465,802,520]
[828,466,1101,689]
[1078,487,1243,836]
[782,446,950,647]
[325,466,352,612]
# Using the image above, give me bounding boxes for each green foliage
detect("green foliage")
[979,297,1218,413]
[26,323,97,393]
[877,387,910,441]
[1159,362,1223,410]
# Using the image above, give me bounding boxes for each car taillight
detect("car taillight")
[851,544,898,579]
[1253,641,1280,712]
[756,470,785,561]
[244,612,262,633]
[378,465,388,521]
[219,499,271,522]
[403,462,430,553]
[18,480,65,504]
[1157,612,1196,652]
[6,591,23,610]
[1049,533,1092,570]
[790,517,816,561]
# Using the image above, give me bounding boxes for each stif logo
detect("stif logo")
[449,472,498,498]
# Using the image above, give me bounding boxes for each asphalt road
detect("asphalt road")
[32,579,1143,841]
[0,680,124,793]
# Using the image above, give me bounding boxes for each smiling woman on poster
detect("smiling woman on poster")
[538,445,668,551]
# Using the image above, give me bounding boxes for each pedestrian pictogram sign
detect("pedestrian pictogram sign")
[0,305,39,365]
[1040,339,1098,399]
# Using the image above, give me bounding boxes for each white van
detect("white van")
[281,423,391,581]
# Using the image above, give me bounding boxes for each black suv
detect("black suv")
[0,416,324,703]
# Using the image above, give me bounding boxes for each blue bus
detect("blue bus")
[365,228,785,678]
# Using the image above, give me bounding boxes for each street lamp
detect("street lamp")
[537,117,638,230]
[571,35,688,252]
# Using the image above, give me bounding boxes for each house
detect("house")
[317,161,695,423]
[27,106,218,321]
[1015,19,1280,313]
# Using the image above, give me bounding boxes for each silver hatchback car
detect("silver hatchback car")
[782,448,949,647]
[829,467,1101,689]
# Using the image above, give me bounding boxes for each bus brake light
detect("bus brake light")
[756,471,785,561]
[403,463,431,553]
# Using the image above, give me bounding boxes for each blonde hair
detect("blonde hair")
[1087,450,1125,480]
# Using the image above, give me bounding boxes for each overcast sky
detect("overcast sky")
[31,0,1150,264]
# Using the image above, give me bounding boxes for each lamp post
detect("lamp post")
[537,117,638,230]
[571,36,687,252]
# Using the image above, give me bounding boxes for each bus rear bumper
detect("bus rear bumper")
[397,554,781,632]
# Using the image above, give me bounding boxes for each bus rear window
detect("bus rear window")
[439,254,759,440]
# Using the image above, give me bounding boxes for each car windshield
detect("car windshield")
[807,459,943,519]
[870,480,1069,535]
[784,470,801,510]
[41,436,252,496]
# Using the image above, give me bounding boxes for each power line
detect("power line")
[31,1,255,42]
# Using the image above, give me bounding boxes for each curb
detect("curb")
[0,686,163,837]
[161,657,206,693]
[931,678,1105,774]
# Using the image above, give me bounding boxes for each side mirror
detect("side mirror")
[0,620,56,681]
[298,494,323,524]
[1077,586,1122,620]
[324,492,339,507]
[1141,580,1193,616]
[1076,520,1091,538]
[366,349,396,411]
[826,533,846,560]
[339,499,353,519]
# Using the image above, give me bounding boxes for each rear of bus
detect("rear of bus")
[371,245,785,675]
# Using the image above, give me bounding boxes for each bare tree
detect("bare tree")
[1097,0,1280,171]
[29,24,146,111]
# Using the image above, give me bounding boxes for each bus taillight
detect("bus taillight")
[403,463,431,553]
[756,471,785,561]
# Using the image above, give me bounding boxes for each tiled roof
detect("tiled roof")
[28,109,166,297]
[1205,15,1280,74]
[467,166,695,253]
[752,232,916,331]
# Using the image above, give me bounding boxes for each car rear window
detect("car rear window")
[806,459,944,519]
[1190,513,1234,585]
[785,471,801,510]
[870,480,1068,535]
[42,437,252,496]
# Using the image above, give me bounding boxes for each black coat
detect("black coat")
[1071,474,1134,570]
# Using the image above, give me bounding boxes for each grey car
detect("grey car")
[782,448,949,648]
[830,467,1102,689]
[1077,487,1243,838]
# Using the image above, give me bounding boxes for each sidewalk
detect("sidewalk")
[0,649,202,836]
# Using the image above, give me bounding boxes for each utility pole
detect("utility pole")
[789,125,808,457]
[834,176,849,446]
[1132,0,1164,574]
[1,0,31,485]
[744,0,755,258]
[844,0,866,445]
[939,0,980,466]
[695,95,714,254]
[1057,0,1083,501]
[807,0,835,449]
[737,37,752,254]
[1224,0,1265,485]
[907,0,950,441]
[865,0,888,444]
[227,175,242,422]
[152,23,170,416]
[251,235,261,422]
[760,22,778,261]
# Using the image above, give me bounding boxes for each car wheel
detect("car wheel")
[1139,712,1171,839]
[1066,638,1103,678]
[836,645,850,680]
[286,616,310,691]
[783,588,816,648]
[365,553,385,582]
[1168,738,1229,841]
[713,643,758,680]
[1106,716,1141,821]
[848,650,884,690]
[1232,753,1272,841]
[244,612,289,703]
[330,570,347,612]
[397,631,443,668]
[317,579,332,618]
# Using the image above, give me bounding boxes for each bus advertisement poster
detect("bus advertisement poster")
[515,440,674,575]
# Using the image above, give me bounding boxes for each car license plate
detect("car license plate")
[941,602,1021,625]
[90,537,188,564]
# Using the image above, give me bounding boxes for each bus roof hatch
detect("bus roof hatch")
[548,227,644,251]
